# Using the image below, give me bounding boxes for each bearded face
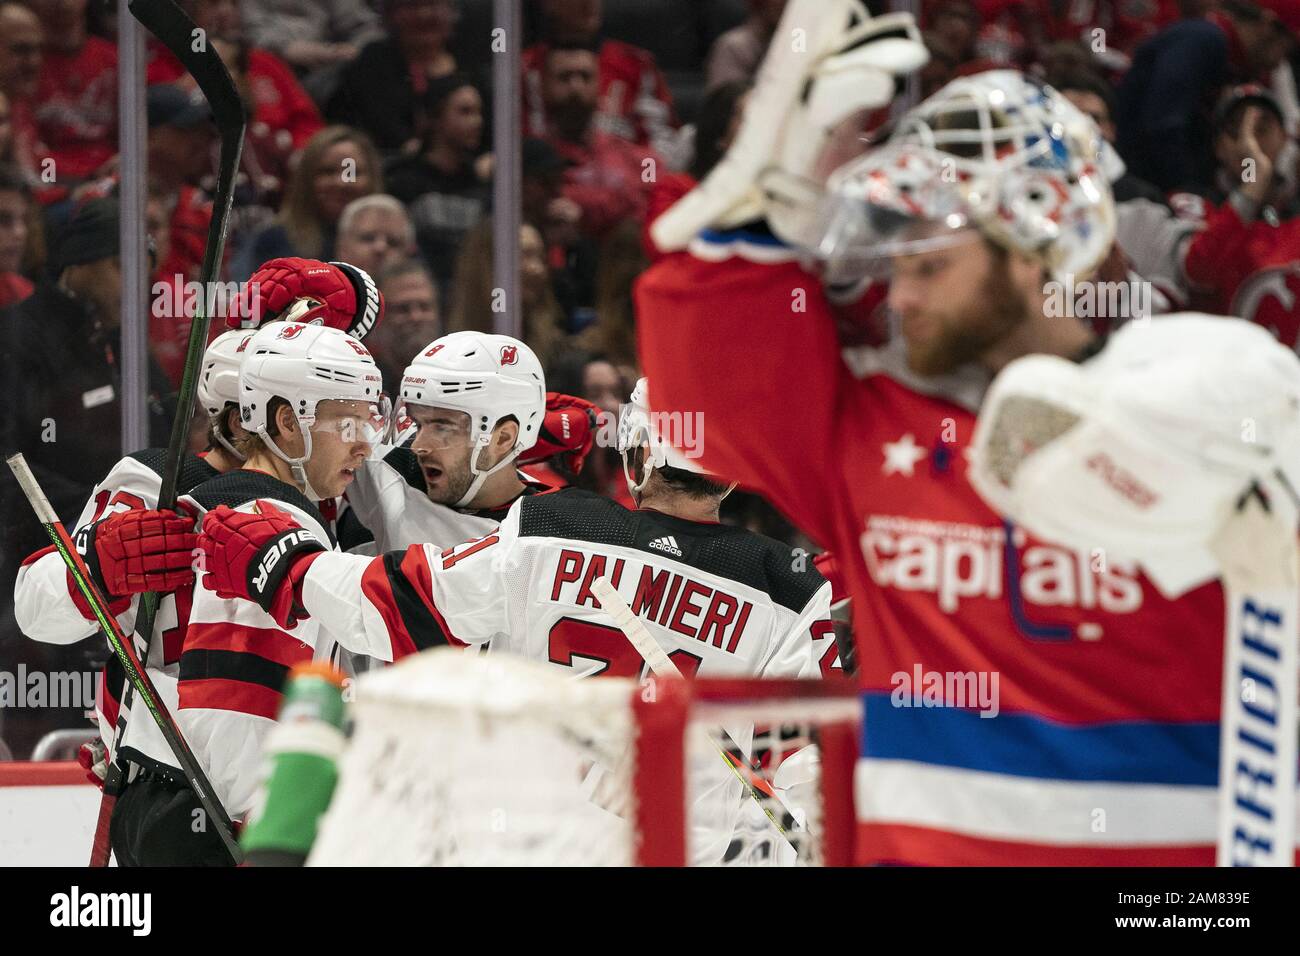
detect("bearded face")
[888,233,1033,377]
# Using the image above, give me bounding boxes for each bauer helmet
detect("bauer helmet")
[239,322,387,499]
[196,329,255,460]
[399,331,546,506]
[617,378,712,498]
[796,70,1116,285]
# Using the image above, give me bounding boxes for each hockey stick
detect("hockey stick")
[590,578,804,857]
[6,455,243,864]
[94,0,247,866]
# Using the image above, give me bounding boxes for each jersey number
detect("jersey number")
[547,617,702,679]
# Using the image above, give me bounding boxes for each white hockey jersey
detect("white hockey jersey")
[177,469,372,817]
[344,444,554,553]
[302,488,836,679]
[13,449,219,772]
[300,488,837,863]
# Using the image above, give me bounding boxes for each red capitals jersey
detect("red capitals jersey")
[34,37,118,183]
[635,229,1257,867]
[1183,199,1300,352]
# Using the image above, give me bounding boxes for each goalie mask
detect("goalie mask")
[239,322,388,500]
[794,70,1116,286]
[196,329,254,460]
[968,315,1300,597]
[398,331,546,507]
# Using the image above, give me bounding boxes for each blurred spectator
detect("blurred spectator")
[919,31,960,99]
[704,0,785,93]
[148,1,324,202]
[234,125,381,279]
[1048,68,1166,204]
[926,0,980,64]
[540,43,663,239]
[520,135,597,324]
[0,197,172,589]
[523,0,679,157]
[0,2,42,184]
[384,73,492,294]
[449,220,575,368]
[0,163,33,308]
[645,80,749,262]
[0,90,11,164]
[1117,0,1296,194]
[1181,84,1300,348]
[327,0,461,154]
[334,194,416,279]
[146,85,218,286]
[542,349,635,507]
[1041,0,1181,72]
[365,257,442,390]
[243,0,384,104]
[32,0,118,192]
[970,0,1047,70]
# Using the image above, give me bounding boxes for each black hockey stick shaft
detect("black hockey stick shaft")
[99,0,246,858]
[6,455,243,864]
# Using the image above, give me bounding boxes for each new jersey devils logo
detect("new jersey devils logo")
[424,343,445,357]
[277,323,305,340]
[500,345,519,366]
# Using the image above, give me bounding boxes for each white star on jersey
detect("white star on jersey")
[882,433,928,477]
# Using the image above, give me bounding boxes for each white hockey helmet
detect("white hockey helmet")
[196,329,255,459]
[239,322,386,498]
[399,330,546,506]
[796,70,1116,285]
[969,315,1300,597]
[617,378,710,498]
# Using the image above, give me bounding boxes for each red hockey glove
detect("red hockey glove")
[235,257,384,340]
[70,508,199,619]
[198,503,327,629]
[78,738,108,790]
[518,392,600,474]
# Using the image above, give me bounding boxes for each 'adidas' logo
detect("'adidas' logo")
[647,535,683,557]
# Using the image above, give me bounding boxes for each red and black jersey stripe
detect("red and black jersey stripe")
[361,547,467,659]
[178,623,312,720]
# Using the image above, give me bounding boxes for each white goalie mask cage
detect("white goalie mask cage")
[796,70,1117,286]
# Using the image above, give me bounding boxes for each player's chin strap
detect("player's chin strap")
[454,437,524,508]
[211,411,246,463]
[1209,472,1299,866]
[257,423,327,502]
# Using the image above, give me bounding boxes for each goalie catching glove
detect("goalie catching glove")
[236,257,384,340]
[197,503,327,629]
[71,507,199,619]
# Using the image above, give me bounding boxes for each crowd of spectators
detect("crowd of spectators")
[5,0,1300,754]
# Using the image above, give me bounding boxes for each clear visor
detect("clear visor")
[397,402,474,450]
[310,397,391,447]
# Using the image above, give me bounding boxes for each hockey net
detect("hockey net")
[308,650,860,866]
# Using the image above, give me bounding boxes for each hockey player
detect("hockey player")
[194,376,836,862]
[104,321,388,865]
[343,330,599,554]
[13,329,251,801]
[639,0,1280,865]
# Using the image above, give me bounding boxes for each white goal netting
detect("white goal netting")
[308,650,859,866]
